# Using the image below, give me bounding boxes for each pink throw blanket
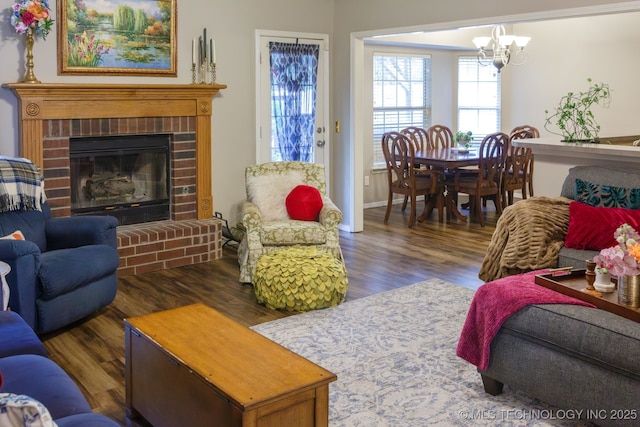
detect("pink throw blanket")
[456,270,596,371]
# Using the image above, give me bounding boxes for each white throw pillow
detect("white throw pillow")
[0,261,10,311]
[0,393,57,427]
[247,171,304,220]
[0,231,25,241]
[0,234,17,311]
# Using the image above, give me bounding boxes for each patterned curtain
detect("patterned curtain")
[269,41,319,162]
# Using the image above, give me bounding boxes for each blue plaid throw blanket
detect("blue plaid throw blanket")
[0,156,47,212]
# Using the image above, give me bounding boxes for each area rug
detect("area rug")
[252,279,578,426]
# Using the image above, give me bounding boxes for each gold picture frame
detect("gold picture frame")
[57,0,177,77]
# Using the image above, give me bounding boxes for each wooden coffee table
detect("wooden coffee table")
[124,303,337,427]
[535,269,640,323]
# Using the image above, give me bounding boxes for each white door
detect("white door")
[256,32,329,175]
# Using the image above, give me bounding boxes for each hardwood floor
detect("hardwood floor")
[39,204,499,426]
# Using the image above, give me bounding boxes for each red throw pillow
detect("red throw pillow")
[286,185,323,221]
[564,202,640,250]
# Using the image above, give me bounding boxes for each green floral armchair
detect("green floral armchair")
[238,162,343,283]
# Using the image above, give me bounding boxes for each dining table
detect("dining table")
[412,147,480,222]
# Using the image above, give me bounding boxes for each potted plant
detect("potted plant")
[454,131,473,149]
[544,78,611,143]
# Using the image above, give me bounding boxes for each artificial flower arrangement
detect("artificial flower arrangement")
[9,0,54,39]
[593,223,640,277]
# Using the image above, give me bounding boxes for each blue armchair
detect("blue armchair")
[0,203,119,334]
[0,203,120,334]
[0,156,119,334]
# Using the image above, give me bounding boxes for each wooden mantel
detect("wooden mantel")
[2,83,226,219]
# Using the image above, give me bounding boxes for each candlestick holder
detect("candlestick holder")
[22,30,41,84]
[191,64,197,84]
[210,63,217,84]
[200,63,206,84]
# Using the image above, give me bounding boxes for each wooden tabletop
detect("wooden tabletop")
[124,303,337,410]
[413,147,480,169]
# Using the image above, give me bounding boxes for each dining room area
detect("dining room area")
[361,28,539,229]
[354,7,640,235]
[379,124,538,228]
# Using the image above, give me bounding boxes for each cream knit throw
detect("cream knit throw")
[478,196,572,282]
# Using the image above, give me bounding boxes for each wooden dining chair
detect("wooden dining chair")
[424,124,459,188]
[453,132,507,227]
[382,132,445,227]
[509,125,540,199]
[401,126,429,152]
[426,124,454,149]
[501,137,530,208]
[399,126,429,208]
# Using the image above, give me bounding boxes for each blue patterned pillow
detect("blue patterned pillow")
[575,178,640,208]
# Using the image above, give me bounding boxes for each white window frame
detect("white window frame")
[372,53,431,168]
[457,56,501,143]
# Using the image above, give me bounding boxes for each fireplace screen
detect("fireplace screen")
[70,134,170,225]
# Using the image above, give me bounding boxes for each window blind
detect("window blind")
[372,54,431,166]
[457,56,501,141]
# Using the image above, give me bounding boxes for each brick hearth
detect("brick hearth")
[4,83,227,276]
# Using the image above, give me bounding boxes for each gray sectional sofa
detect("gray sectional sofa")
[478,165,640,427]
[480,303,640,427]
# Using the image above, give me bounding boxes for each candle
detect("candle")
[199,36,204,63]
[212,39,216,63]
[203,29,207,62]
[192,38,196,66]
[209,38,213,64]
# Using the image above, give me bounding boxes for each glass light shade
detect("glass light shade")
[498,35,516,47]
[514,36,531,47]
[472,36,491,48]
[472,25,531,71]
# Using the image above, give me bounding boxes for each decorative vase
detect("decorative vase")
[21,30,41,84]
[593,270,614,293]
[618,275,640,307]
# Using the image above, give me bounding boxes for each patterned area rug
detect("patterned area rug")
[252,279,576,427]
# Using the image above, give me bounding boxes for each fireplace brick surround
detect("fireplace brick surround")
[4,83,227,276]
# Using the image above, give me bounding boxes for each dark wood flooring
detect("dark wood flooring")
[39,204,499,426]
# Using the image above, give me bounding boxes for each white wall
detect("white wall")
[508,13,640,137]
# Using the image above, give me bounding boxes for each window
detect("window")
[372,54,431,166]
[457,56,501,141]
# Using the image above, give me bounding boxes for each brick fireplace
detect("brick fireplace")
[4,83,227,276]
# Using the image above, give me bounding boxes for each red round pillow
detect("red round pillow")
[286,185,324,221]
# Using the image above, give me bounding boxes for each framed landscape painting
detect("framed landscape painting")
[57,0,177,76]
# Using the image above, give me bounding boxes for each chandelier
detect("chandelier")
[472,25,530,73]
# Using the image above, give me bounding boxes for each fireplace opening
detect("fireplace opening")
[70,134,171,226]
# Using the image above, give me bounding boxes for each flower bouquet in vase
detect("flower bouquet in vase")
[593,223,640,305]
[9,0,54,83]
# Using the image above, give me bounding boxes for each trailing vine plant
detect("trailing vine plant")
[544,78,611,142]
